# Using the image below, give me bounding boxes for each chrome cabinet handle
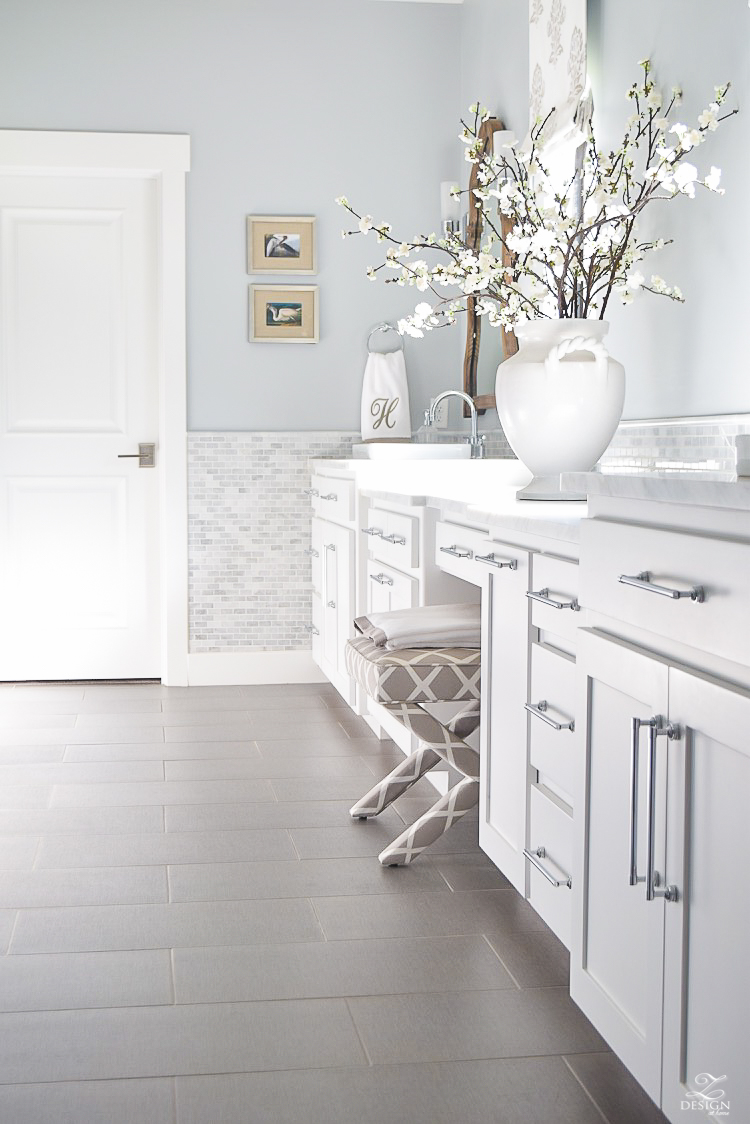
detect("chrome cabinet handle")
[325,543,336,552]
[362,527,383,537]
[630,715,680,902]
[370,573,394,586]
[302,488,319,497]
[440,545,473,559]
[304,624,319,635]
[304,548,319,558]
[327,600,336,609]
[527,588,579,611]
[629,717,648,888]
[475,552,517,570]
[619,571,704,603]
[382,533,406,545]
[524,700,574,732]
[321,492,338,501]
[523,847,572,889]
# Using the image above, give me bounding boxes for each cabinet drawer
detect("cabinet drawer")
[528,642,577,801]
[367,508,419,569]
[311,474,354,526]
[581,518,750,666]
[528,553,581,646]
[366,559,418,614]
[435,521,522,586]
[526,786,573,948]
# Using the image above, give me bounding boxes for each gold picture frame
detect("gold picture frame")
[249,284,319,344]
[246,215,316,274]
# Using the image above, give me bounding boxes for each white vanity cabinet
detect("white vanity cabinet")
[433,512,582,947]
[525,551,580,945]
[307,468,357,706]
[571,491,750,1123]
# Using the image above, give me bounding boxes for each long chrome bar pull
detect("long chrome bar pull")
[630,715,680,902]
[629,717,653,887]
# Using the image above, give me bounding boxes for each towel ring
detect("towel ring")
[367,322,404,353]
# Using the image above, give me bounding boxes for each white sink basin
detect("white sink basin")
[352,442,471,460]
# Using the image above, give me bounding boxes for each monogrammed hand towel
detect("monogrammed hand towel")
[360,350,412,442]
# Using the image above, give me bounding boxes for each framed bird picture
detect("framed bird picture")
[249,284,319,343]
[246,215,316,274]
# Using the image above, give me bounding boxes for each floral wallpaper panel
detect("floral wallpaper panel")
[529,0,587,125]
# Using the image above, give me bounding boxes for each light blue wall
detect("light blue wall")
[0,0,464,431]
[588,0,750,418]
[3,0,745,426]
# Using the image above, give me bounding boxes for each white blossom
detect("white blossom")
[698,106,719,131]
[704,166,723,192]
[337,65,732,334]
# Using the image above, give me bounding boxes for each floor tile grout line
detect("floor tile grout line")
[561,1054,612,1124]
[5,909,20,955]
[343,997,374,1067]
[479,933,523,990]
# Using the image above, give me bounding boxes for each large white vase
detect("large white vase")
[495,319,625,499]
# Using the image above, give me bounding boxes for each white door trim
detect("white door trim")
[0,130,190,685]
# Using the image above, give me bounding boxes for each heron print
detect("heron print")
[266,301,303,326]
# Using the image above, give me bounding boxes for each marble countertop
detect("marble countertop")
[312,457,586,544]
[312,458,750,541]
[564,470,750,511]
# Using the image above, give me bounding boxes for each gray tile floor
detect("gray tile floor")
[0,680,669,1124]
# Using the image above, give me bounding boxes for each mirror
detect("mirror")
[463,117,518,414]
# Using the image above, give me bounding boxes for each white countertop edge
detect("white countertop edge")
[359,488,585,544]
[564,471,750,511]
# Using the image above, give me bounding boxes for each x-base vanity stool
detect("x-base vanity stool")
[345,635,481,866]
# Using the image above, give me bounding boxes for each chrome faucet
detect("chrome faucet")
[427,391,486,459]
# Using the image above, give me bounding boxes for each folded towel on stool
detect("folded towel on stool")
[354,602,480,650]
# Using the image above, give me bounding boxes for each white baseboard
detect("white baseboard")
[187,651,328,686]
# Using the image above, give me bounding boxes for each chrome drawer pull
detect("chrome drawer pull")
[440,545,473,559]
[304,548,319,558]
[327,600,336,609]
[370,573,394,586]
[321,492,338,501]
[523,846,572,889]
[619,571,704,603]
[324,543,336,552]
[525,700,574,732]
[382,533,406,545]
[475,552,517,570]
[304,624,319,635]
[302,488,319,497]
[527,588,579,611]
[362,527,383,537]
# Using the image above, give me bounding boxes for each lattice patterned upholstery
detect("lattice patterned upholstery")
[344,635,480,705]
[346,629,481,866]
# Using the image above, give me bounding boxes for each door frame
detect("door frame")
[0,129,191,684]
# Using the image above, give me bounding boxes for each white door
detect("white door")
[570,628,669,1104]
[0,172,161,679]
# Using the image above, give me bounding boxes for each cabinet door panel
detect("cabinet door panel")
[479,552,531,892]
[662,671,750,1124]
[571,629,669,1103]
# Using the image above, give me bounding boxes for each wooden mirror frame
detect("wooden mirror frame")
[463,117,518,414]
